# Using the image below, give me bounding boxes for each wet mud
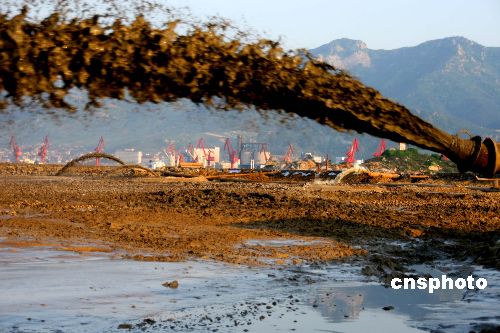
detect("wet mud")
[0,165,498,271]
[0,166,499,332]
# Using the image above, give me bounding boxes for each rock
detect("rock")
[382,305,395,311]
[162,280,179,289]
[405,227,424,238]
[117,323,133,329]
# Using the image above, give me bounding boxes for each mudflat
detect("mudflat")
[0,164,498,274]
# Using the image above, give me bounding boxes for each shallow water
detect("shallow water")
[0,244,498,333]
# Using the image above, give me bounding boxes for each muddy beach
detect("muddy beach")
[0,164,499,332]
[0,164,498,267]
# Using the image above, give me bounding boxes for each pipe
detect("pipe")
[447,137,500,178]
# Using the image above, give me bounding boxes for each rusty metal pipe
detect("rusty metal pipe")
[446,136,500,178]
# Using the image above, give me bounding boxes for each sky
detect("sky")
[166,0,500,50]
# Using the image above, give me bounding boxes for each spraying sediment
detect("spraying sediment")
[56,152,125,175]
[0,7,498,176]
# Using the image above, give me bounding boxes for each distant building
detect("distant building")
[114,149,142,165]
[149,160,165,170]
[193,146,220,167]
[239,143,270,169]
[301,152,323,164]
[399,143,407,151]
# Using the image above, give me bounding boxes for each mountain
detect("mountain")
[310,37,500,134]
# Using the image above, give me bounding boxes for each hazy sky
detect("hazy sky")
[166,0,500,50]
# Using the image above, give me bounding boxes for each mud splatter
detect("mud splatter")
[0,4,497,175]
[56,152,125,175]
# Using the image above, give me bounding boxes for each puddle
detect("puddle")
[245,239,327,247]
[0,246,498,332]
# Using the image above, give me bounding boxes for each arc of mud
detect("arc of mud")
[56,152,125,176]
[333,167,369,184]
[111,164,159,177]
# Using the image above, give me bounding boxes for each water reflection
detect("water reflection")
[0,244,498,333]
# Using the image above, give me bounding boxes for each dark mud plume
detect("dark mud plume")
[56,152,124,175]
[1,8,498,175]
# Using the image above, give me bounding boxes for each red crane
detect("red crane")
[95,136,104,166]
[224,138,239,168]
[345,137,359,164]
[165,143,176,156]
[38,135,49,164]
[9,136,22,163]
[260,143,270,162]
[177,151,185,164]
[207,149,215,167]
[373,139,387,157]
[186,143,196,162]
[284,144,294,164]
[165,143,183,167]
[195,138,207,162]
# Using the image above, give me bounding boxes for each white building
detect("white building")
[193,146,220,167]
[114,149,143,165]
[149,160,166,170]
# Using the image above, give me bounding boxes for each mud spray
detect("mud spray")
[55,152,125,175]
[0,4,498,176]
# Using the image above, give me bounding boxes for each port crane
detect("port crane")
[284,144,294,164]
[95,136,104,166]
[165,143,176,157]
[345,137,359,164]
[165,143,182,167]
[167,144,186,165]
[206,149,215,166]
[9,136,22,163]
[196,138,206,158]
[224,138,239,168]
[260,143,270,163]
[196,138,216,166]
[37,135,49,163]
[373,139,387,157]
[186,143,196,162]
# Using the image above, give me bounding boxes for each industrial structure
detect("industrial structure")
[164,143,182,167]
[192,138,220,167]
[373,139,387,157]
[2,133,434,174]
[344,138,359,164]
[9,136,22,163]
[114,148,143,165]
[239,142,270,169]
[95,136,104,166]
[37,136,49,164]
[223,138,239,169]
[1,133,359,171]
